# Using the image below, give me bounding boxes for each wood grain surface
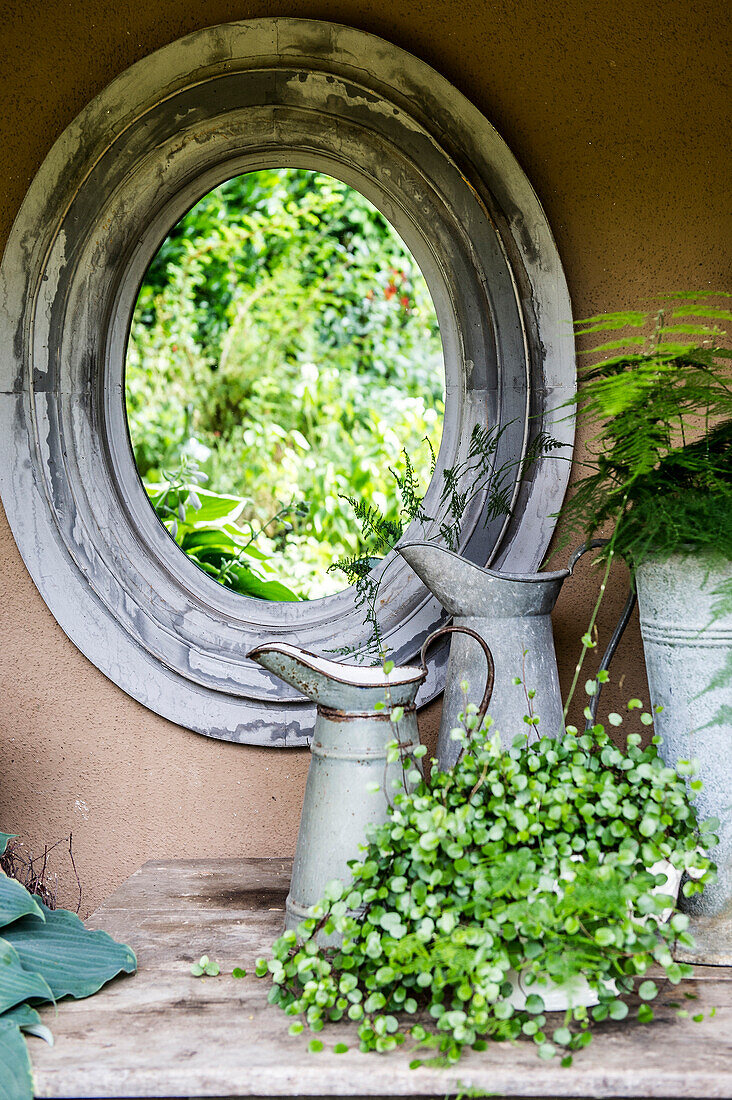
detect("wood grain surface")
[29,859,732,1099]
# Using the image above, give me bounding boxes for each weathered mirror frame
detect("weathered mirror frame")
[0,19,574,745]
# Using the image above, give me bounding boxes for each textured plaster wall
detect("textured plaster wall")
[1,0,729,914]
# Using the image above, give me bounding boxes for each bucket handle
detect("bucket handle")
[567,539,637,730]
[419,625,495,731]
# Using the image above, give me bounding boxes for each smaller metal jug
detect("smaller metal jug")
[399,540,633,769]
[248,626,494,932]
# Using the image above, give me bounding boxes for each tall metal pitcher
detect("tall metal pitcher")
[249,626,493,932]
[399,541,633,769]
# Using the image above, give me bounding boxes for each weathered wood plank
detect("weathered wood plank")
[95,858,293,913]
[29,859,732,1099]
[28,1003,732,1100]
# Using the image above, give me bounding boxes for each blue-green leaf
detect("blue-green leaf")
[1,1003,53,1045]
[0,939,54,1013]
[0,1020,33,1100]
[0,874,45,926]
[3,903,136,1000]
[0,835,16,857]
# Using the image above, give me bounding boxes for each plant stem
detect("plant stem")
[563,550,615,722]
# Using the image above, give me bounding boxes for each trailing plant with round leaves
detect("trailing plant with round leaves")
[257,686,717,1066]
[0,832,136,1100]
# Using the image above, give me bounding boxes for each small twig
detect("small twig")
[468,759,490,802]
[521,649,534,721]
[68,833,82,914]
[562,503,628,721]
[0,833,81,911]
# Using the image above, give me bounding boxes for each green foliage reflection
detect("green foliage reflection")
[125,169,444,599]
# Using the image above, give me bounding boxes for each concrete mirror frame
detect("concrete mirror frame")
[0,19,575,745]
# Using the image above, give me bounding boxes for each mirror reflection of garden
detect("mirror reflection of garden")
[125,169,445,600]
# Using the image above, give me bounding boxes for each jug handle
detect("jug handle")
[567,539,637,731]
[419,626,495,730]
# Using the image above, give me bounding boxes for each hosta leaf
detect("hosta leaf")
[226,564,300,602]
[1,1004,41,1028]
[0,874,45,926]
[3,903,136,1000]
[1,1003,53,1045]
[0,939,54,1013]
[186,488,246,523]
[0,1020,33,1100]
[180,529,242,555]
[0,834,16,857]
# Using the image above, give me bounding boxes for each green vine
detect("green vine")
[257,684,717,1065]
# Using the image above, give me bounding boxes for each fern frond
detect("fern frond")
[565,295,732,566]
[328,554,374,583]
[574,311,647,334]
[425,435,437,474]
[439,520,460,551]
[390,451,432,525]
[577,337,646,354]
[658,324,723,338]
[671,306,732,321]
[340,495,402,554]
[659,290,732,300]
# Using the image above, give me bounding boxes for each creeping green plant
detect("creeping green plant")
[190,955,220,977]
[257,684,716,1066]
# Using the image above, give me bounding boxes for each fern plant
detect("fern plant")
[331,424,563,659]
[564,294,732,569]
[329,450,432,658]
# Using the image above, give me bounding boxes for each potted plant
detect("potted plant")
[561,294,731,959]
[257,689,717,1066]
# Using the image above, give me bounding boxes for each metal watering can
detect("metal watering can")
[249,625,494,933]
[398,540,634,770]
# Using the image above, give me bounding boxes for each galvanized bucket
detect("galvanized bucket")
[248,626,494,935]
[636,551,732,964]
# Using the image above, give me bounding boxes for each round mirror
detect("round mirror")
[0,19,575,744]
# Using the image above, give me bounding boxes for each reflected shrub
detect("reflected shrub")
[125,169,444,598]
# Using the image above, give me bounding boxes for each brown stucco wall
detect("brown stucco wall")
[1,0,729,915]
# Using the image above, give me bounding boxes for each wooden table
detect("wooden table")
[31,859,732,1099]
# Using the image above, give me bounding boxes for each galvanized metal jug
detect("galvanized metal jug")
[248,626,494,933]
[398,541,632,769]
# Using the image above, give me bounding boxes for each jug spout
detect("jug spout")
[398,542,568,617]
[247,642,425,712]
